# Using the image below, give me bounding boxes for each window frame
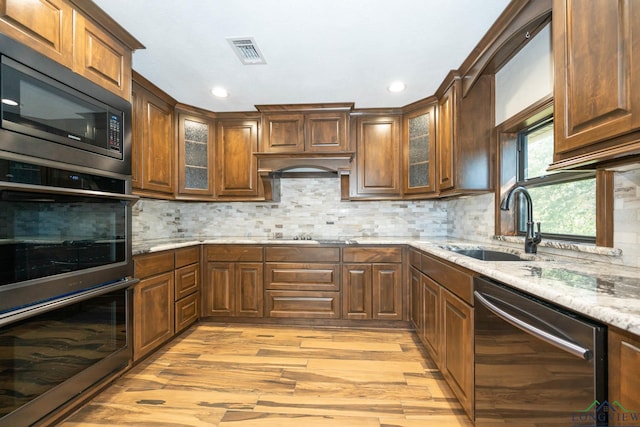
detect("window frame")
[515,116,596,243]
[496,96,613,247]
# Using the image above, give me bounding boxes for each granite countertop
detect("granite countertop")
[133,237,640,336]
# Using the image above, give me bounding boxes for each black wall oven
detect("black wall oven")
[0,159,137,313]
[0,31,137,424]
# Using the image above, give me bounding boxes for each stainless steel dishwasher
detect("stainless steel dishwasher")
[474,277,607,426]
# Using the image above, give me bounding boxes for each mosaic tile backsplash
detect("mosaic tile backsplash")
[133,176,448,241]
[133,167,640,268]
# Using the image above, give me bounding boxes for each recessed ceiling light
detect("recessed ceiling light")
[387,81,406,93]
[1,98,18,106]
[211,87,229,98]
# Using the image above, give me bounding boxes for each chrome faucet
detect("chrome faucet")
[500,186,542,254]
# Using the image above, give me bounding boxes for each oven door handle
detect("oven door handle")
[474,290,593,360]
[0,278,139,327]
[0,182,139,202]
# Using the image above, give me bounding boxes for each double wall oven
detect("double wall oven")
[0,34,137,425]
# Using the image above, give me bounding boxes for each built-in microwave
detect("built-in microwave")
[0,33,131,176]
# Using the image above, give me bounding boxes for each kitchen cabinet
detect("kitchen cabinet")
[202,245,264,318]
[131,72,176,197]
[73,12,132,99]
[133,251,175,361]
[342,246,403,320]
[260,109,350,153]
[608,328,640,423]
[552,0,640,169]
[441,287,473,417]
[265,246,341,319]
[215,116,263,199]
[421,273,442,368]
[176,105,215,198]
[0,0,142,99]
[0,0,73,67]
[174,246,200,333]
[403,101,437,196]
[133,247,201,361]
[436,74,493,196]
[409,248,475,419]
[351,114,402,199]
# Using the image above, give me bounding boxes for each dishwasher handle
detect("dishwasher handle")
[474,290,593,360]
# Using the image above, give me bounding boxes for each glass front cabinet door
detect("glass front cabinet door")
[404,103,437,196]
[177,110,215,198]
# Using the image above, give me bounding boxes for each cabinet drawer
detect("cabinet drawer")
[135,251,174,278]
[265,246,340,262]
[175,246,199,268]
[265,263,340,291]
[175,292,199,332]
[422,253,474,305]
[175,263,198,300]
[206,245,263,262]
[343,246,403,263]
[265,291,340,319]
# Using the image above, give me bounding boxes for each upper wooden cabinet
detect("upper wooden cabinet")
[215,116,263,199]
[0,0,143,99]
[73,12,132,99]
[436,74,493,196]
[176,105,215,199]
[403,101,437,196]
[131,73,176,197]
[552,0,640,169]
[257,104,352,153]
[0,0,73,67]
[261,113,304,152]
[351,113,402,199]
[437,81,456,192]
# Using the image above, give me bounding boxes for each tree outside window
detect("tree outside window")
[515,118,596,241]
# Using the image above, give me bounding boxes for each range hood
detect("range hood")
[255,152,354,174]
[255,152,354,202]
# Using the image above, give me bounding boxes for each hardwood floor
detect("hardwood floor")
[61,324,472,426]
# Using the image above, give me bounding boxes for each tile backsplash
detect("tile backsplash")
[133,176,448,241]
[133,167,640,268]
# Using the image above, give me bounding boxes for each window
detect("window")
[513,117,596,242]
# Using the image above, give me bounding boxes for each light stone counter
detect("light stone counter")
[132,237,640,335]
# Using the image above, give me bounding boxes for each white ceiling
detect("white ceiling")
[93,0,511,112]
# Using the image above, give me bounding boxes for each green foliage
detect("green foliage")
[528,179,596,237]
[521,121,596,238]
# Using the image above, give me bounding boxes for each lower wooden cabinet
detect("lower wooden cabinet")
[342,246,403,320]
[175,292,199,332]
[265,290,340,319]
[133,271,174,361]
[409,249,475,420]
[343,263,402,320]
[441,287,474,418]
[264,246,341,319]
[609,328,640,424]
[422,273,442,369]
[202,245,264,317]
[202,262,264,317]
[410,267,423,332]
[174,247,200,332]
[133,247,200,361]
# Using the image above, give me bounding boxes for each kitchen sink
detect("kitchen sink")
[449,248,525,261]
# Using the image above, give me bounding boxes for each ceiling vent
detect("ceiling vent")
[226,37,267,65]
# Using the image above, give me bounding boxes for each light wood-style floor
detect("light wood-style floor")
[61,324,472,426]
